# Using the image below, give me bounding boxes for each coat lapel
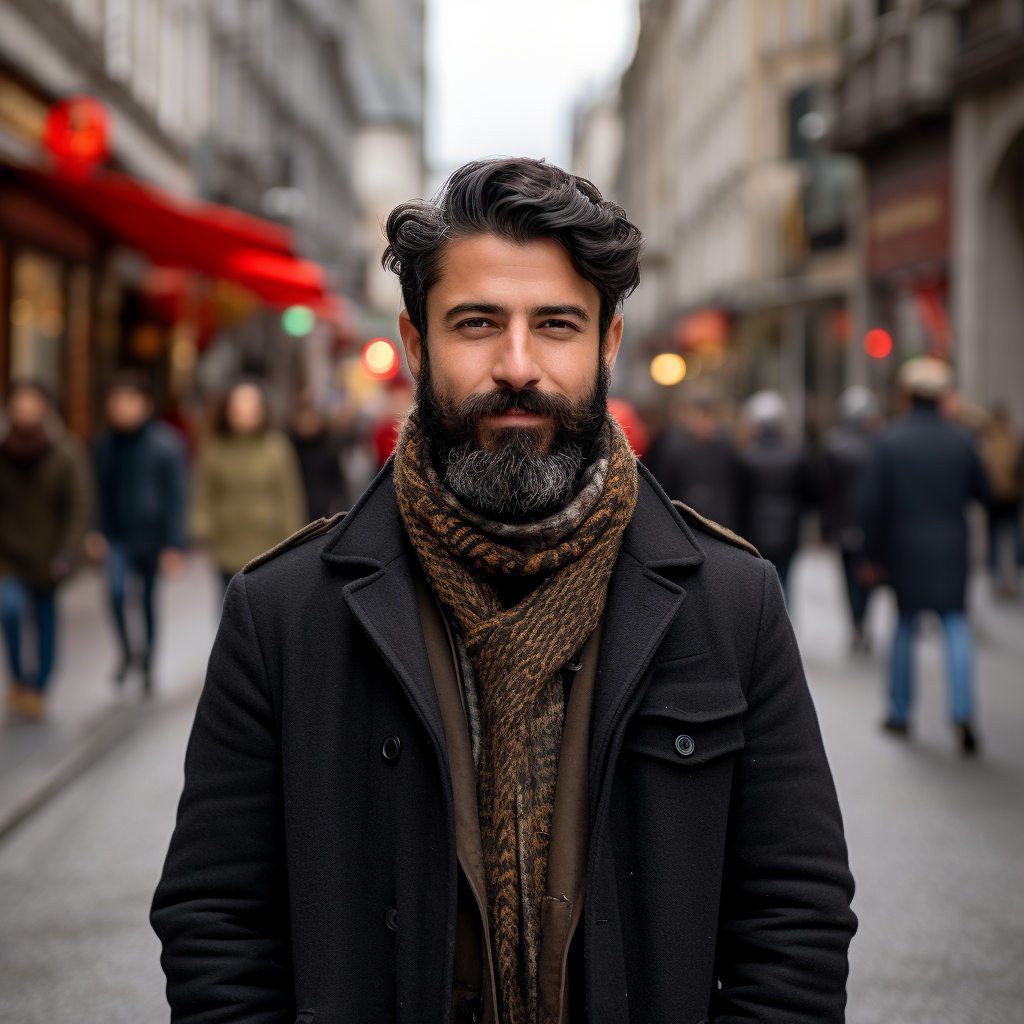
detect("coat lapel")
[321,466,447,752]
[590,468,705,811]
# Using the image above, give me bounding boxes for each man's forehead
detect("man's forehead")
[429,233,599,309]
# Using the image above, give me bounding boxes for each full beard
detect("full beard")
[416,352,610,521]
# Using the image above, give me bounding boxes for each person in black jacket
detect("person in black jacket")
[862,356,992,754]
[820,386,880,652]
[644,397,738,529]
[736,390,811,594]
[86,371,188,693]
[289,401,347,521]
[152,159,855,1024]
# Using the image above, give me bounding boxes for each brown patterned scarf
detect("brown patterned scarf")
[394,413,638,1024]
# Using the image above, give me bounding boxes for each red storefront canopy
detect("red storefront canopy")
[21,166,331,310]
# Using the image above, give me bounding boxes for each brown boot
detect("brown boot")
[5,682,29,716]
[18,688,46,720]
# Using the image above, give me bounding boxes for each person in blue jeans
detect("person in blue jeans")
[86,371,187,694]
[862,356,992,755]
[0,382,89,718]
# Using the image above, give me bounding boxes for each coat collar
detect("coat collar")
[320,460,706,782]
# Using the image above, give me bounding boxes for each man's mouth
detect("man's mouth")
[482,408,549,428]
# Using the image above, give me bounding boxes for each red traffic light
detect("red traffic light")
[864,329,893,359]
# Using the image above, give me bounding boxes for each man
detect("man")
[153,160,855,1023]
[736,390,811,594]
[0,382,89,719]
[87,371,187,693]
[862,356,991,754]
[820,386,880,653]
[644,396,739,530]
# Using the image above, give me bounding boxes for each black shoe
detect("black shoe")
[142,664,153,697]
[114,655,130,685]
[956,721,978,756]
[883,718,909,737]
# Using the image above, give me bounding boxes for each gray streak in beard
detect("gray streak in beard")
[443,434,586,518]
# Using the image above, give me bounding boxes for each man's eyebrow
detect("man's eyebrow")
[534,304,590,323]
[444,302,509,322]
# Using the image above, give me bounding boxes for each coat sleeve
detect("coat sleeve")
[860,439,887,565]
[189,444,215,546]
[711,561,857,1023]
[162,432,190,550]
[151,574,293,1024]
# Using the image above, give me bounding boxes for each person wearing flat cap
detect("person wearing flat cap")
[862,355,992,754]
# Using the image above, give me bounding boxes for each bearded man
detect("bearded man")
[152,159,856,1024]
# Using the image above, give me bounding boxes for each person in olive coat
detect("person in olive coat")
[190,379,307,589]
[153,159,855,1024]
[862,357,992,754]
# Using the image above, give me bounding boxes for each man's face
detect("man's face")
[106,387,152,432]
[8,387,48,431]
[399,234,622,518]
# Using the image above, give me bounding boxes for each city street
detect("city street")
[0,549,1021,1023]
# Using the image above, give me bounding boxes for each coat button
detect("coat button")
[381,735,401,761]
[384,907,398,931]
[674,733,695,758]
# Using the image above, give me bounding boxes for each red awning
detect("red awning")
[19,166,331,309]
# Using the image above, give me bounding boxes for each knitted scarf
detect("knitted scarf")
[394,413,638,1024]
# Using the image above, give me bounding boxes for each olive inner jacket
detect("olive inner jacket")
[152,463,856,1024]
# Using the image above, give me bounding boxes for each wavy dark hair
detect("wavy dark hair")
[382,158,644,344]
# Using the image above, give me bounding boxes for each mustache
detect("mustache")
[452,387,577,425]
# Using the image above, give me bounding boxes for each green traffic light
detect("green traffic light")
[282,305,315,336]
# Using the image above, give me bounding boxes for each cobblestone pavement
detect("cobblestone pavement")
[0,549,1021,1023]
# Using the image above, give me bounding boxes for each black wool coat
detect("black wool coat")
[151,463,856,1024]
[862,405,992,614]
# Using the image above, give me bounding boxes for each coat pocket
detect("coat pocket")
[623,662,746,768]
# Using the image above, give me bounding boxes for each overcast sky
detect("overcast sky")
[425,0,638,182]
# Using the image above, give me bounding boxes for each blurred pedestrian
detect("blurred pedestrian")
[979,403,1022,597]
[289,400,346,521]
[0,382,89,718]
[87,371,188,693]
[645,397,738,529]
[862,356,992,754]
[820,386,880,652]
[736,390,811,592]
[191,379,306,589]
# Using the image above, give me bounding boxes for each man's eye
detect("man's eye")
[459,318,493,329]
[539,319,576,331]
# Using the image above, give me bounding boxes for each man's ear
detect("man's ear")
[602,313,624,371]
[399,310,423,380]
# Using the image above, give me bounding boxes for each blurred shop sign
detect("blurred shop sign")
[868,158,950,277]
[675,307,728,350]
[0,72,48,148]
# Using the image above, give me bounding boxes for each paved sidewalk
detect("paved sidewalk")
[790,548,1024,1024]
[0,555,221,837]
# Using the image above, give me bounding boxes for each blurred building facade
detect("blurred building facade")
[606,0,856,433]
[830,0,1024,426]
[0,0,424,432]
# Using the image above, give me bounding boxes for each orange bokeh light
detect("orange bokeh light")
[361,337,399,380]
[864,328,893,359]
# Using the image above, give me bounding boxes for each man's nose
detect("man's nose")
[491,318,542,391]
